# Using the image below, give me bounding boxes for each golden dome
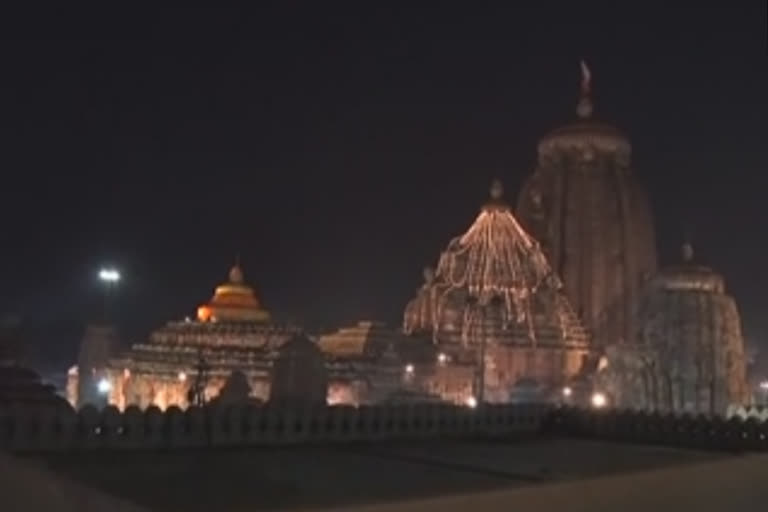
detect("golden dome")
[197,262,270,323]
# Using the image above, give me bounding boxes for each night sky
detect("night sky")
[1,5,766,367]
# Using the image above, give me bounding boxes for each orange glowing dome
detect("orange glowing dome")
[196,262,271,323]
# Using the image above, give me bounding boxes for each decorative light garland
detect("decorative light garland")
[407,180,570,347]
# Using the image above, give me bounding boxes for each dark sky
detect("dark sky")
[1,5,766,366]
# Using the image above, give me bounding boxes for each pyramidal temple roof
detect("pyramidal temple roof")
[405,181,586,347]
[446,179,561,305]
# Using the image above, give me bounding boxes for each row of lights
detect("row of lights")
[562,386,607,408]
[97,371,188,396]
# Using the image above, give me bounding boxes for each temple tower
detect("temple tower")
[516,62,657,347]
[633,244,749,413]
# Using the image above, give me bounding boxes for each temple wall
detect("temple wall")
[0,402,551,454]
[420,365,475,404]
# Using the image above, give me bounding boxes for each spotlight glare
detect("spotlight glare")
[98,268,121,283]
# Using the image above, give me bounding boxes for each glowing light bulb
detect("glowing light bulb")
[465,396,478,408]
[404,364,415,375]
[591,392,607,409]
[97,378,112,394]
[562,386,572,397]
[437,353,448,364]
[178,371,187,382]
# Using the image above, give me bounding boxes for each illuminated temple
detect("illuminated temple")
[85,263,297,409]
[67,264,419,410]
[403,181,591,403]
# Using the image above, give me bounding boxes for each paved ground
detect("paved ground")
[26,438,726,511]
[0,452,146,512]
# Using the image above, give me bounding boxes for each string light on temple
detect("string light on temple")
[417,180,565,346]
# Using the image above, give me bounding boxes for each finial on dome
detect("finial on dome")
[682,242,694,263]
[229,256,244,284]
[490,179,504,200]
[423,266,435,283]
[577,59,593,119]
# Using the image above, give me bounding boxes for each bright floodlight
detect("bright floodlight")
[759,380,768,391]
[178,371,187,382]
[404,363,415,374]
[97,378,112,394]
[465,396,478,408]
[99,268,121,283]
[591,391,607,409]
[562,386,573,398]
[437,352,448,364]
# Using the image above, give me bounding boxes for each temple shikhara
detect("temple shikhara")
[66,62,751,414]
[516,61,657,348]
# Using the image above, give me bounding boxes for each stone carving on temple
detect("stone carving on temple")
[404,181,590,403]
[597,244,749,414]
[516,61,657,348]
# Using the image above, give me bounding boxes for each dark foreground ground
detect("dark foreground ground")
[23,438,727,511]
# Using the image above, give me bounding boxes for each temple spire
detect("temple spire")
[682,242,694,263]
[229,254,244,284]
[577,59,593,119]
[490,179,504,200]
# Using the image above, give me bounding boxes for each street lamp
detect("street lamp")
[98,267,121,323]
[98,268,121,283]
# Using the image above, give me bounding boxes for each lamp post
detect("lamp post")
[98,267,120,323]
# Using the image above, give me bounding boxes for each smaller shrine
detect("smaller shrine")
[68,261,299,410]
[597,244,749,414]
